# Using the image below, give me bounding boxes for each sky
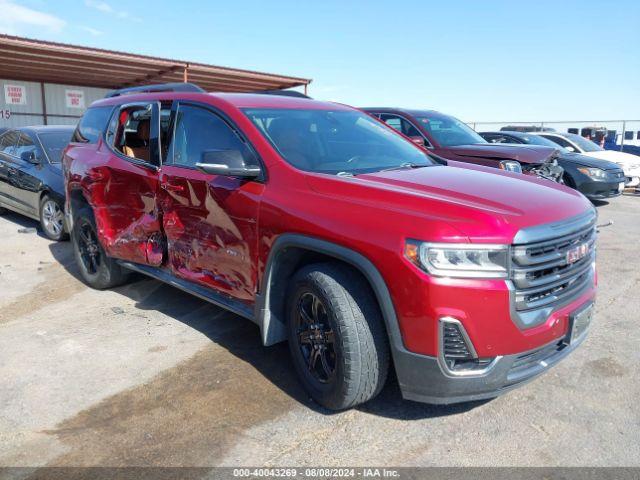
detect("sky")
[0,0,638,122]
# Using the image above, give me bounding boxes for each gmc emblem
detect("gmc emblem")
[566,243,589,264]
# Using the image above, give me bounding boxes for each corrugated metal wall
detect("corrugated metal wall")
[0,78,109,129]
[0,79,43,127]
[43,83,110,118]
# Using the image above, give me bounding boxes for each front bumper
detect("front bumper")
[395,326,588,404]
[391,271,596,405]
[578,179,624,199]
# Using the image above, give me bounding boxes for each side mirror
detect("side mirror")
[195,149,261,178]
[409,136,425,147]
[21,150,39,164]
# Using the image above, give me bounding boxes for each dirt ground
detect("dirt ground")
[0,193,639,467]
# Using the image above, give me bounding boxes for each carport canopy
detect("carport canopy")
[0,35,311,94]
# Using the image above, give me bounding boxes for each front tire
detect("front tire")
[287,263,389,410]
[39,195,68,241]
[72,209,129,289]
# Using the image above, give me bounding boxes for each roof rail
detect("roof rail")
[105,82,206,98]
[255,89,311,99]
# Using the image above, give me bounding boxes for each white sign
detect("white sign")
[4,84,27,105]
[65,89,85,109]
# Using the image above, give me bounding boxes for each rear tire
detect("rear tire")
[39,195,68,241]
[72,208,129,289]
[287,263,389,410]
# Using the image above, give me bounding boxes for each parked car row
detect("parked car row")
[480,131,627,200]
[0,84,604,411]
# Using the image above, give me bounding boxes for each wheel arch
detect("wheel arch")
[255,234,404,352]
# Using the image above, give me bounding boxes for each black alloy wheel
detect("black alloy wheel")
[295,292,337,384]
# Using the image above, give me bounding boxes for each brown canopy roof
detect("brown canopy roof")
[0,35,311,93]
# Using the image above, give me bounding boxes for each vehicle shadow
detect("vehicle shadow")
[47,239,485,420]
[0,210,52,241]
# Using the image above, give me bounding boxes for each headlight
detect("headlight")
[405,241,509,278]
[577,167,607,179]
[498,160,522,173]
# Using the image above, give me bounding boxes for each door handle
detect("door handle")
[162,182,184,193]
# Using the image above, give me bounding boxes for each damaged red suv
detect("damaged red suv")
[64,84,596,410]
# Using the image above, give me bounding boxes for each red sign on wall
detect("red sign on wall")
[65,89,85,109]
[4,84,27,105]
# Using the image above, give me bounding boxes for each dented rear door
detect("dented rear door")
[90,102,163,264]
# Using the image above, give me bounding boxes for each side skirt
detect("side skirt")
[118,261,255,321]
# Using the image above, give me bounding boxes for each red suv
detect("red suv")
[362,108,564,182]
[64,84,597,410]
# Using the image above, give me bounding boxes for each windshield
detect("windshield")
[517,134,566,150]
[38,131,73,163]
[415,113,486,147]
[243,108,434,175]
[563,133,603,152]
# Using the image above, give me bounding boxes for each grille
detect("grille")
[511,220,596,312]
[442,322,474,360]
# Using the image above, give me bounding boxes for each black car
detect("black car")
[480,131,625,200]
[0,126,75,240]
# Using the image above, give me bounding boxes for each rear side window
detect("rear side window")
[72,106,113,144]
[0,130,19,156]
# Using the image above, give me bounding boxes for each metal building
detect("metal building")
[0,35,312,129]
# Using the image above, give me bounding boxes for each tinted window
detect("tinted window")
[0,131,19,156]
[170,104,255,168]
[380,114,424,139]
[624,131,634,140]
[517,134,565,148]
[244,108,434,175]
[14,134,37,160]
[38,132,73,163]
[72,106,112,144]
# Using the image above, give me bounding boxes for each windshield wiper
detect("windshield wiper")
[376,162,430,173]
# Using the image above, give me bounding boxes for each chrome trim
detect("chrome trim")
[512,208,597,245]
[508,209,597,329]
[437,317,502,378]
[508,262,595,329]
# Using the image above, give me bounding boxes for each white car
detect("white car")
[535,132,640,188]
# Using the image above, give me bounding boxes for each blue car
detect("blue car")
[0,125,75,240]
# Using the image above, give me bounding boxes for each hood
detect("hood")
[306,164,592,243]
[442,144,558,165]
[559,152,622,170]
[581,149,640,168]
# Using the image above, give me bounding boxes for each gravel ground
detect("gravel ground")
[0,193,638,468]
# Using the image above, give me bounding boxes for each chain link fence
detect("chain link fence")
[469,120,640,151]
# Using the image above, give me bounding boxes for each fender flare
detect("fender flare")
[255,233,405,353]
